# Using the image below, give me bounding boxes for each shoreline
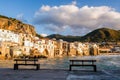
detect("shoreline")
[0,53,120,60]
[0,54,120,69]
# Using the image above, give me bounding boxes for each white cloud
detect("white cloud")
[40,33,48,37]
[71,1,77,5]
[33,3,120,36]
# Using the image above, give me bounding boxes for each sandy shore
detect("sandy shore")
[0,68,120,80]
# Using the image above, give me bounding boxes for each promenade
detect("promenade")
[0,68,120,80]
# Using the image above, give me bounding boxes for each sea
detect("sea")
[39,55,120,70]
[0,55,120,71]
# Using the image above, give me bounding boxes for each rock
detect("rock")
[0,15,36,36]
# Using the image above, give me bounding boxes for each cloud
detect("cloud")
[33,3,120,36]
[71,1,77,5]
[16,13,28,22]
[40,33,48,37]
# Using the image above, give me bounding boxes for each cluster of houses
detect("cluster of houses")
[0,29,119,59]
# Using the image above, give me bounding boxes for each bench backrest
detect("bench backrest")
[70,60,96,62]
[14,58,38,61]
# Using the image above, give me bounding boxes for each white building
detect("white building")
[0,29,20,43]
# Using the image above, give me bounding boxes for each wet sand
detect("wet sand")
[0,68,120,80]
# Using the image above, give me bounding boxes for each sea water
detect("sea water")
[0,55,120,70]
[39,55,120,70]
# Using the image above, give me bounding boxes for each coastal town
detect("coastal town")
[0,29,120,59]
[0,1,120,80]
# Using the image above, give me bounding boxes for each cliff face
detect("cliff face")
[0,15,36,36]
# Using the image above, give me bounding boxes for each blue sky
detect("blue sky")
[0,0,120,36]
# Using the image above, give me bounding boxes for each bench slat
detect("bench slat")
[70,64,96,66]
[14,58,40,70]
[14,59,38,61]
[70,60,96,62]
[14,64,40,70]
[14,64,39,65]
[69,59,97,72]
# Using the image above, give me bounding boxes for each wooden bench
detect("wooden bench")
[69,59,97,72]
[14,58,40,70]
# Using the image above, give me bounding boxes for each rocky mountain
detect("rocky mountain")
[0,15,36,36]
[47,34,81,42]
[82,28,120,42]
[47,28,120,42]
[1,15,120,42]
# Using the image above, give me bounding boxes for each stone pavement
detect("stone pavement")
[0,68,120,80]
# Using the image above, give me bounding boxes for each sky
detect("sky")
[0,0,120,36]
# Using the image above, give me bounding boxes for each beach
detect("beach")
[0,68,120,80]
[0,55,120,80]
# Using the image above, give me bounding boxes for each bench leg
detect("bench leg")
[14,64,18,70]
[94,66,97,72]
[36,64,40,70]
[69,65,72,71]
